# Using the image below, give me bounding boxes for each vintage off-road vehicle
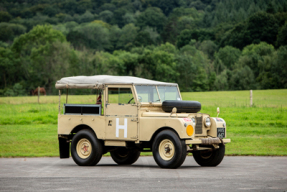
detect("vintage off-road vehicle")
[56,75,230,168]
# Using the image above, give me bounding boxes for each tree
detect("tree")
[153,0,180,15]
[177,29,214,48]
[78,11,95,23]
[176,29,191,48]
[43,5,59,17]
[215,46,241,69]
[0,23,26,42]
[61,0,79,15]
[176,43,210,91]
[30,41,77,93]
[134,31,154,47]
[220,12,280,49]
[266,1,276,14]
[198,40,217,60]
[77,0,93,14]
[111,7,128,27]
[136,47,179,83]
[11,25,68,93]
[270,46,287,88]
[276,22,287,47]
[99,3,116,12]
[189,0,206,10]
[143,27,160,44]
[117,23,139,50]
[161,17,179,44]
[241,42,275,77]
[136,7,167,33]
[0,11,12,22]
[68,22,111,50]
[229,65,256,90]
[109,25,122,52]
[111,0,131,7]
[214,70,228,90]
[113,50,139,75]
[12,25,66,57]
[122,12,136,24]
[219,22,247,49]
[155,42,178,54]
[246,12,279,46]
[0,47,20,89]
[99,10,114,23]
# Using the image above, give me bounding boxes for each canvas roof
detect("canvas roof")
[55,75,177,89]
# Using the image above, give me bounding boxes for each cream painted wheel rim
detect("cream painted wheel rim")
[76,138,92,159]
[159,139,175,161]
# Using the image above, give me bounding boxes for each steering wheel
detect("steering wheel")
[128,97,134,104]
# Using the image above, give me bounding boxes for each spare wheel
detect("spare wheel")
[162,100,201,113]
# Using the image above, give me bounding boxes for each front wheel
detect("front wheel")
[193,144,225,166]
[110,147,140,165]
[152,130,187,169]
[71,129,103,166]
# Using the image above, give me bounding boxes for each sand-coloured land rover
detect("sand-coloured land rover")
[56,75,230,168]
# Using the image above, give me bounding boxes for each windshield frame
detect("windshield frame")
[134,85,182,103]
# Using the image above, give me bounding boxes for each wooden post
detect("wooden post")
[250,90,253,107]
[59,90,61,114]
[66,88,68,103]
[38,86,40,103]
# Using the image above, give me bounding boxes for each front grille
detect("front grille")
[195,116,203,134]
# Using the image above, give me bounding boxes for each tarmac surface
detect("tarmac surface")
[0,156,286,192]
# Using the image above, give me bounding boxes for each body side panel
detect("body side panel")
[58,114,106,139]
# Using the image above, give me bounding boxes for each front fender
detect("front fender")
[139,117,192,141]
[208,117,227,138]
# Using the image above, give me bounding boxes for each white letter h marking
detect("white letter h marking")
[116,118,127,138]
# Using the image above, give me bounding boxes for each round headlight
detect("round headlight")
[191,117,196,124]
[204,117,211,127]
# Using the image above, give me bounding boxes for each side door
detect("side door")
[105,85,138,141]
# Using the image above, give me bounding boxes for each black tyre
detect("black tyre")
[152,130,187,169]
[71,129,103,166]
[162,100,201,113]
[110,147,140,165]
[193,145,225,166]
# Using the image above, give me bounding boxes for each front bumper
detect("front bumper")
[186,138,231,145]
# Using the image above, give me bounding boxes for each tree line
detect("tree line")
[0,0,287,95]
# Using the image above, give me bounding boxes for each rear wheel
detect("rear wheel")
[110,147,140,165]
[71,129,103,166]
[152,130,187,169]
[193,145,225,166]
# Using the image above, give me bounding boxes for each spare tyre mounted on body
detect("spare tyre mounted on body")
[56,75,231,168]
[162,100,201,113]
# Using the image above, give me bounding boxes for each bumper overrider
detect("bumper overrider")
[185,137,231,145]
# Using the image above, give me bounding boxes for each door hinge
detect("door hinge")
[131,118,138,122]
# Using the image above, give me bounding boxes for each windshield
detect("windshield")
[135,86,160,103]
[157,86,181,101]
[135,85,181,103]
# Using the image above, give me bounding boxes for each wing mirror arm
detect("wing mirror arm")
[170,107,178,118]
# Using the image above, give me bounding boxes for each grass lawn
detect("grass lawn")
[0,89,287,157]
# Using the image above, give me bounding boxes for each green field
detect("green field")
[0,89,287,157]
